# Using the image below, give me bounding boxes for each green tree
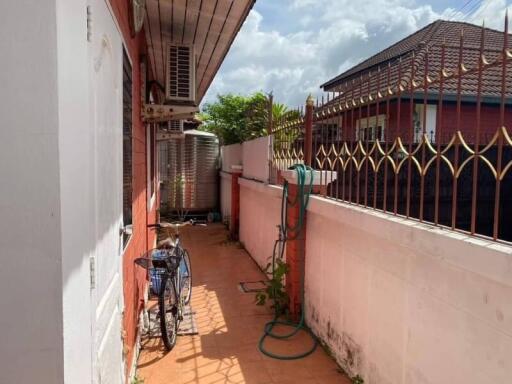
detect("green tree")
[199,92,269,145]
[270,102,300,125]
[199,92,300,145]
[270,102,302,150]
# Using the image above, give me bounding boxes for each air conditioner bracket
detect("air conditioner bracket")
[142,104,198,123]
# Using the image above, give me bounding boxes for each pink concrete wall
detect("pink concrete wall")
[235,148,512,384]
[305,196,512,384]
[239,178,282,270]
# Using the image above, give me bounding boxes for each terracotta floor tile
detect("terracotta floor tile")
[313,372,352,384]
[136,224,349,384]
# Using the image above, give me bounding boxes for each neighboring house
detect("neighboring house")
[319,20,512,144]
[283,19,512,241]
[0,1,253,383]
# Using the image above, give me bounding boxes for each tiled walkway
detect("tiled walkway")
[137,224,350,384]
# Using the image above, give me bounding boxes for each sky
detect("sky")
[202,0,512,108]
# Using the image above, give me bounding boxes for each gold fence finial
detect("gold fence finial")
[306,94,315,106]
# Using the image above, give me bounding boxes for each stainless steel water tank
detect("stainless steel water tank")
[159,130,219,212]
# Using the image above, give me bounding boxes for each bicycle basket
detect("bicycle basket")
[134,248,181,295]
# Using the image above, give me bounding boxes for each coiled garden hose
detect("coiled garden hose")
[258,164,318,360]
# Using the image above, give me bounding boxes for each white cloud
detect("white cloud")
[203,0,511,108]
[469,0,510,29]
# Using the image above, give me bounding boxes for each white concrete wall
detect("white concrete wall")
[219,137,270,225]
[56,0,95,383]
[242,136,270,182]
[0,1,125,383]
[239,178,282,269]
[220,143,243,172]
[84,1,125,383]
[304,197,512,384]
[220,171,232,224]
[219,143,242,224]
[0,1,64,383]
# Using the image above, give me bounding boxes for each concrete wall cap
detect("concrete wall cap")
[281,169,337,185]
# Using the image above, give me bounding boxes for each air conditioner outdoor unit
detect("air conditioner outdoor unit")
[168,119,184,134]
[157,119,185,141]
[165,43,196,103]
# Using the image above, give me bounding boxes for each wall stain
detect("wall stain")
[307,304,363,378]
[496,309,504,322]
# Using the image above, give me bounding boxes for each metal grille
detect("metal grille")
[123,50,133,227]
[271,17,512,243]
[168,119,184,134]
[166,44,195,102]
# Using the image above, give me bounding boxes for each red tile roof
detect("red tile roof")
[320,20,512,102]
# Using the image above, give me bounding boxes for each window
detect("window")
[314,123,341,142]
[147,124,156,207]
[413,104,437,143]
[356,114,386,142]
[150,125,155,196]
[123,50,133,230]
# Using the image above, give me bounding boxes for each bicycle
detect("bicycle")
[135,220,202,350]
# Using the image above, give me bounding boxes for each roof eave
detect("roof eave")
[197,0,256,102]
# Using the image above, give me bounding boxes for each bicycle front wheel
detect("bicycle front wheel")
[158,274,179,351]
[180,249,192,305]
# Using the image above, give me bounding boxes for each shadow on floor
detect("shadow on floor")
[137,224,350,384]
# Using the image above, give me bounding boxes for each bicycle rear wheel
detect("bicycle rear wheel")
[158,274,179,351]
[180,249,192,305]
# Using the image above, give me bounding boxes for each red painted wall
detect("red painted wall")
[107,0,157,378]
[328,100,512,144]
[438,103,512,143]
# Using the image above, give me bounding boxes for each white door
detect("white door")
[88,0,125,383]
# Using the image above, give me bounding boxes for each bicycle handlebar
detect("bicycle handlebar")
[147,219,207,230]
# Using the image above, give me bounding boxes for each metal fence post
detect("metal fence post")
[268,93,274,183]
[304,94,314,166]
[268,93,274,135]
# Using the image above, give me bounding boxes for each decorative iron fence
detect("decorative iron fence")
[270,16,512,243]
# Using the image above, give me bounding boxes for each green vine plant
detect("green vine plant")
[255,259,290,317]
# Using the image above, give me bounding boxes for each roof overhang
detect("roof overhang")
[144,0,255,106]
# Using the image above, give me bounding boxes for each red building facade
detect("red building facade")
[318,20,512,146]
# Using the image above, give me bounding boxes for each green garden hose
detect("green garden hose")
[258,164,318,360]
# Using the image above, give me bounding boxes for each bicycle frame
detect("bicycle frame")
[153,224,190,300]
[137,220,200,350]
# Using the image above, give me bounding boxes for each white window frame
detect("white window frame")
[413,104,437,143]
[147,124,156,210]
[356,114,386,142]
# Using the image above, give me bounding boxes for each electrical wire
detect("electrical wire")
[462,0,484,22]
[449,0,477,20]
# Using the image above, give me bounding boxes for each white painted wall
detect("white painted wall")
[220,171,232,224]
[56,0,95,383]
[220,143,243,172]
[0,1,64,383]
[304,197,512,384]
[219,143,242,225]
[239,178,282,269]
[0,1,125,383]
[86,1,125,383]
[220,138,271,225]
[242,136,270,182]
